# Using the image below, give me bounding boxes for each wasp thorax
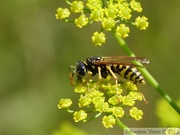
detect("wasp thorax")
[86,56,101,65]
[86,56,102,76]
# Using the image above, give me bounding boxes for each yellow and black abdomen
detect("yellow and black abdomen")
[111,65,145,84]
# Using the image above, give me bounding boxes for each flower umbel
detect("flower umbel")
[56,0,149,45]
[59,79,146,128]
[57,0,149,129]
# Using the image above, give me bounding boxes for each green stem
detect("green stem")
[112,31,180,115]
[83,112,102,122]
[116,118,137,135]
[65,0,72,6]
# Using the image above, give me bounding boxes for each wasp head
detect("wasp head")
[76,60,87,80]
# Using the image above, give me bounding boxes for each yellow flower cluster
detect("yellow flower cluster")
[56,0,149,46]
[58,79,144,128]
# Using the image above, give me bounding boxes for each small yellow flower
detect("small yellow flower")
[130,107,143,121]
[94,100,109,112]
[73,110,87,122]
[86,0,102,10]
[118,3,132,20]
[78,95,91,107]
[55,8,70,19]
[90,8,104,22]
[57,98,72,109]
[113,107,125,118]
[116,24,130,38]
[92,32,106,46]
[102,17,116,31]
[135,16,149,30]
[123,95,135,106]
[102,115,115,128]
[74,85,87,93]
[130,0,142,12]
[71,1,84,13]
[75,15,89,28]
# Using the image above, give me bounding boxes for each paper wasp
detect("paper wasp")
[70,56,149,85]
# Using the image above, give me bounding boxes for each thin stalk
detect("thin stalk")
[83,112,102,122]
[112,31,180,115]
[65,0,72,6]
[116,118,137,135]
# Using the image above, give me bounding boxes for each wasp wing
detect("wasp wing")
[102,56,149,64]
[94,61,144,68]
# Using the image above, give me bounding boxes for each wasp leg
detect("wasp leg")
[106,66,121,98]
[84,71,92,83]
[98,66,102,80]
[106,65,118,86]
[135,83,148,104]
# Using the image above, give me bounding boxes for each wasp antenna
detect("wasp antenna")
[70,68,76,86]
[69,65,76,69]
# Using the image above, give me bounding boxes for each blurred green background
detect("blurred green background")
[0,0,180,135]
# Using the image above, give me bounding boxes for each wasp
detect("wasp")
[70,56,149,85]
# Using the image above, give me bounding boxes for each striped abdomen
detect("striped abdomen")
[111,65,145,84]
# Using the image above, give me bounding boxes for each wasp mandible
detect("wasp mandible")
[70,56,149,85]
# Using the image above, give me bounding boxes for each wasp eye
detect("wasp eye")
[76,61,87,77]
